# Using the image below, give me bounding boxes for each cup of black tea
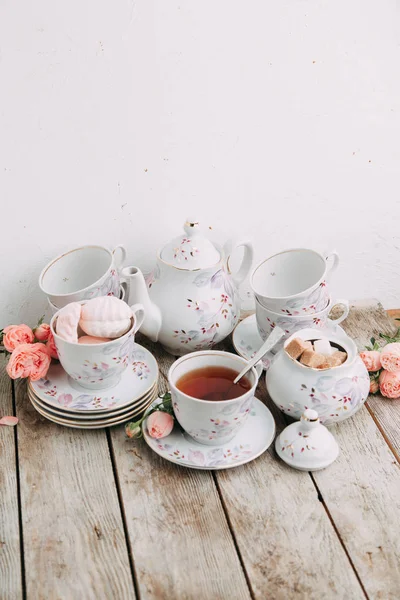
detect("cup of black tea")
[168,351,262,446]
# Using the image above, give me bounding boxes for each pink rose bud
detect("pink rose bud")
[34,323,51,342]
[6,343,51,381]
[147,411,174,439]
[125,421,142,439]
[379,369,400,399]
[3,324,34,352]
[369,379,379,394]
[359,350,382,372]
[46,332,59,359]
[380,343,400,372]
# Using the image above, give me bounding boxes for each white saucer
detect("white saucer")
[27,384,157,420]
[232,315,276,370]
[28,387,157,429]
[232,314,349,371]
[143,397,276,470]
[29,343,159,413]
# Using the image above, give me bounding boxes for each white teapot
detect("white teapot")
[122,219,253,355]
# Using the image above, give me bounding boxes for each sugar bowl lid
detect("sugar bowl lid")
[275,409,339,471]
[160,219,221,270]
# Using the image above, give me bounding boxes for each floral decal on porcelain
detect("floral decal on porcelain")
[280,432,316,458]
[35,380,118,409]
[83,269,120,300]
[184,395,255,442]
[172,268,239,351]
[277,362,370,424]
[280,281,329,315]
[152,441,253,467]
[172,237,200,263]
[238,339,271,370]
[145,264,161,289]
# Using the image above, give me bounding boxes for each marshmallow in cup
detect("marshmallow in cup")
[255,296,350,352]
[39,244,127,309]
[251,248,338,314]
[50,301,144,391]
[168,351,262,446]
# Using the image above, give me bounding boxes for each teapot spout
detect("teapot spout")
[121,266,162,342]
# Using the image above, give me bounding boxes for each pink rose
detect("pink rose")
[3,324,34,352]
[147,411,174,439]
[359,350,382,372]
[46,332,59,359]
[34,323,51,342]
[370,379,379,394]
[6,343,51,381]
[380,343,400,372]
[379,370,400,399]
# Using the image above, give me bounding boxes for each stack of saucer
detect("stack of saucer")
[28,343,159,429]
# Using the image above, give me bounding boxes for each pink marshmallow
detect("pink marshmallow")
[55,302,81,343]
[78,335,111,345]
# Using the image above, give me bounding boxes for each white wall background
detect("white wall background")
[1,0,399,325]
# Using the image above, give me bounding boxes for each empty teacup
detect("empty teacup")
[50,301,144,390]
[169,351,262,446]
[39,245,127,309]
[255,296,349,351]
[251,248,338,314]
[47,284,127,316]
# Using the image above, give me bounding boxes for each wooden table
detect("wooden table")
[1,301,400,600]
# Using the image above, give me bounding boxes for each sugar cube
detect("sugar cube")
[300,350,326,368]
[313,339,334,356]
[285,338,313,360]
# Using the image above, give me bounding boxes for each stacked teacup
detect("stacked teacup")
[251,249,349,352]
[40,244,128,314]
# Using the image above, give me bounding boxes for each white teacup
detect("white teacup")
[255,296,349,351]
[47,284,127,316]
[40,245,127,309]
[50,302,144,390]
[169,351,262,446]
[251,248,338,314]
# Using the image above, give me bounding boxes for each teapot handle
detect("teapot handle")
[223,239,254,287]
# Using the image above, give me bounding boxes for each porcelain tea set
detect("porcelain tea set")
[33,218,369,470]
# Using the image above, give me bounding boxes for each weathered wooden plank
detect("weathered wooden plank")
[110,337,252,600]
[14,377,135,600]
[0,354,23,600]
[214,374,365,600]
[312,405,400,599]
[304,303,400,599]
[342,302,400,460]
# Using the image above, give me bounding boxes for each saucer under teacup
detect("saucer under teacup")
[232,314,349,371]
[27,383,157,420]
[142,396,275,470]
[232,315,276,370]
[29,342,158,413]
[29,395,152,429]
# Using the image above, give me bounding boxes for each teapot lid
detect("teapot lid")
[160,219,221,270]
[275,409,339,471]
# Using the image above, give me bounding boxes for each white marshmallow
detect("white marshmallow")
[79,296,133,339]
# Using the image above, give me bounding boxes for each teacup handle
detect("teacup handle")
[130,303,145,333]
[325,251,339,279]
[224,239,254,287]
[112,245,127,270]
[328,299,349,326]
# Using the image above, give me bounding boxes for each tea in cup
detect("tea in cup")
[40,244,127,309]
[169,351,262,446]
[251,248,338,314]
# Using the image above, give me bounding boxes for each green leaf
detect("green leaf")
[370,337,375,345]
